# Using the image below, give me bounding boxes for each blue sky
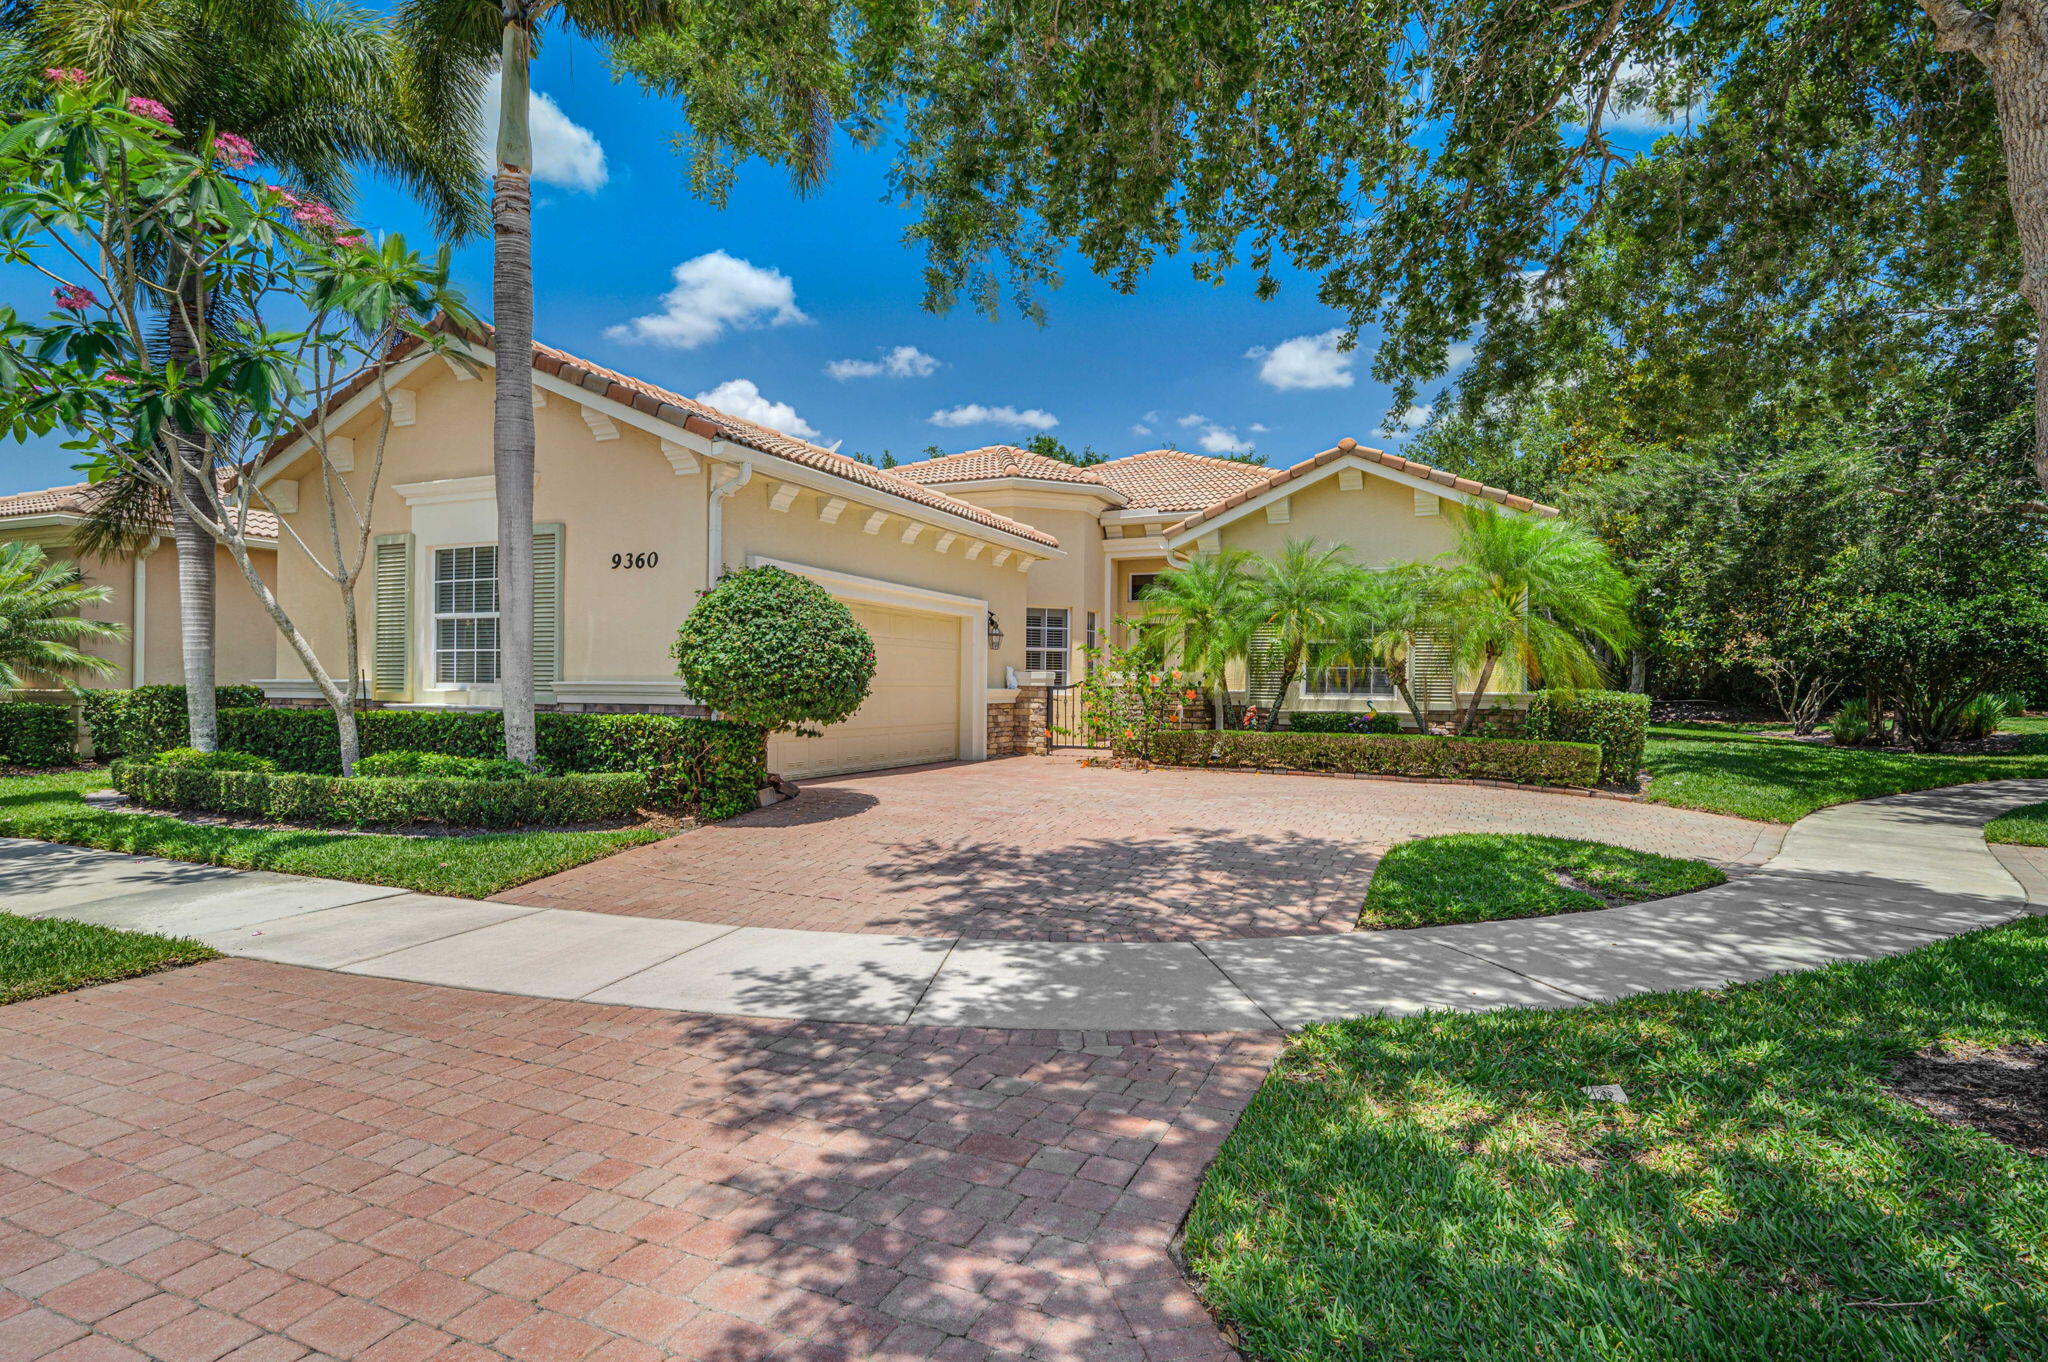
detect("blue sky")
[1,31,1654,491]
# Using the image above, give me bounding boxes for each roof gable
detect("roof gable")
[1089,449,1274,511]
[899,446,1111,488]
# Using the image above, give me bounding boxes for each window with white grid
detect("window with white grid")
[1306,659,1394,697]
[1025,607,1071,683]
[433,545,500,685]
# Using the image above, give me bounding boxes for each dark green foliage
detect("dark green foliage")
[0,702,76,768]
[1288,711,1403,735]
[80,686,265,759]
[115,760,647,830]
[209,708,764,820]
[150,747,278,774]
[353,750,531,781]
[1147,730,1601,787]
[671,566,876,734]
[1851,585,2048,750]
[1524,689,1649,786]
[1359,833,1726,930]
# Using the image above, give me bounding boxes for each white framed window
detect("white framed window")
[432,545,500,686]
[1025,607,1071,683]
[1306,661,1395,697]
[1128,572,1159,602]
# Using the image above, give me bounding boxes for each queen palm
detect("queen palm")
[1334,564,1440,733]
[0,542,125,691]
[1136,550,1256,730]
[1244,540,1362,730]
[1434,506,1635,733]
[9,0,487,749]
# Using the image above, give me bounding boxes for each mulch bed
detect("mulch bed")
[1889,1042,2048,1157]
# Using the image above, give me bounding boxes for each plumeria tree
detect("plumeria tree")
[0,77,476,773]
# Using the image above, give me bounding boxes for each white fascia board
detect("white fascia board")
[253,346,443,487]
[918,476,1128,507]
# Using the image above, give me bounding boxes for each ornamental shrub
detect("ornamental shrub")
[0,701,77,767]
[353,750,530,781]
[1145,729,1602,787]
[80,685,264,758]
[1523,689,1649,786]
[1288,710,1403,735]
[113,760,646,829]
[671,565,876,734]
[149,747,278,774]
[1828,697,1871,746]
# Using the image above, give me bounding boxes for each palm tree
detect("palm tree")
[1136,550,1257,729]
[1244,540,1362,730]
[10,0,487,749]
[1433,506,1636,733]
[1334,564,1440,733]
[0,543,125,692]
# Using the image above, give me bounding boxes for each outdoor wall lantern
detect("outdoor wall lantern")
[987,611,1004,650]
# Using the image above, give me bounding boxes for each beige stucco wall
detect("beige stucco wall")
[1206,467,1466,565]
[1109,553,1171,644]
[926,487,1110,677]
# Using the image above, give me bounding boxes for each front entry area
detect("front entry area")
[767,600,962,778]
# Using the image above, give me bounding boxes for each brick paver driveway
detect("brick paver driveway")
[499,756,1769,940]
[0,961,1278,1362]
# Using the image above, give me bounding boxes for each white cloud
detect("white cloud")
[927,404,1059,432]
[605,251,807,350]
[1176,413,1207,429]
[1248,422,1269,433]
[1247,329,1356,390]
[825,345,940,380]
[693,378,821,441]
[1377,404,1433,437]
[478,73,606,192]
[1603,60,1706,131]
[1443,341,1477,373]
[1129,423,1154,437]
[1196,424,1256,456]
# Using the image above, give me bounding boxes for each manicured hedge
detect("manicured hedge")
[353,750,529,781]
[81,685,265,759]
[113,759,648,829]
[213,708,764,819]
[0,702,77,768]
[1287,710,1404,735]
[1524,688,1650,786]
[1146,729,1603,787]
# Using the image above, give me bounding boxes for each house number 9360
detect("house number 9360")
[611,551,659,569]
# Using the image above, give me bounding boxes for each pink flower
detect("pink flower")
[290,198,340,230]
[332,232,367,249]
[212,132,257,169]
[44,68,90,88]
[51,284,98,313]
[103,373,133,385]
[125,96,176,129]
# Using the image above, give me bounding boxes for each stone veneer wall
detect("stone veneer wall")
[987,685,1050,756]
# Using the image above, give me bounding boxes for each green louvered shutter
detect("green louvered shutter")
[370,532,413,700]
[532,523,564,700]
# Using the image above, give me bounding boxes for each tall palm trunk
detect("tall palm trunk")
[1263,655,1297,731]
[1387,655,1429,734]
[1458,650,1500,734]
[165,262,216,749]
[493,10,538,766]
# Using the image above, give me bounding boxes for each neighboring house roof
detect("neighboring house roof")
[898,446,1111,487]
[0,480,279,541]
[1091,449,1275,512]
[1163,438,1559,540]
[264,323,1061,552]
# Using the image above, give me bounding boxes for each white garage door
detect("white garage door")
[767,601,961,778]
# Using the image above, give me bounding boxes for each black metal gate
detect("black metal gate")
[1046,682,1101,748]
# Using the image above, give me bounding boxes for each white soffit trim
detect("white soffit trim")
[1161,453,1498,550]
[394,475,497,507]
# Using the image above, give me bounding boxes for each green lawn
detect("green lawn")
[1185,918,2048,1362]
[1360,834,1726,930]
[1985,801,2048,846]
[1643,722,2048,822]
[0,767,663,898]
[1,912,218,1004]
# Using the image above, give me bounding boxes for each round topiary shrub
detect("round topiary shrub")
[672,565,876,734]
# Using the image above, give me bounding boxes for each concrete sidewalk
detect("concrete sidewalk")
[6,779,2046,1030]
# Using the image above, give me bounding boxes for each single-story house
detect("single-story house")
[0,480,279,695]
[245,330,1554,777]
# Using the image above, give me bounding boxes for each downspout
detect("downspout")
[705,450,754,586]
[131,534,161,685]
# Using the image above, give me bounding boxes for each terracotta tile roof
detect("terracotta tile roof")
[1090,449,1275,512]
[0,480,279,540]
[898,446,1112,488]
[1164,438,1559,539]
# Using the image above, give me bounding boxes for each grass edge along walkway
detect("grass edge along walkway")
[0,912,218,1004]
[1185,917,2048,1362]
[1643,721,2048,822]
[1359,833,1728,930]
[0,767,662,899]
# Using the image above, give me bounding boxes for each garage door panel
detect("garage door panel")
[767,601,961,778]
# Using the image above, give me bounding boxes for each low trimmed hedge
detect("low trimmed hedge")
[211,708,763,819]
[1287,710,1404,735]
[113,759,648,829]
[1524,688,1650,786]
[80,685,265,759]
[353,750,529,781]
[1146,729,1603,787]
[0,702,77,768]
[151,747,278,774]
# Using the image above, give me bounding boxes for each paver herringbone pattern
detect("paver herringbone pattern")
[498,757,1767,940]
[0,959,1279,1362]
